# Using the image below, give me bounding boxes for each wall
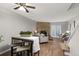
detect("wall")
[68,15,79,55]
[0,6,36,44]
[36,22,50,34]
[68,24,79,55]
[61,22,68,34]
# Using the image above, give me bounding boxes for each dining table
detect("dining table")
[12,36,40,54]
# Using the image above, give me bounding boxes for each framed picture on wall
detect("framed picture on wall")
[74,21,75,28]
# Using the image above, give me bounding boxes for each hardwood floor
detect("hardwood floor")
[39,39,64,56]
[0,39,64,56]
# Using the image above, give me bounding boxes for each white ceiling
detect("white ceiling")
[0,3,79,22]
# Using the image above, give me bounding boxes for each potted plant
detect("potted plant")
[20,31,32,37]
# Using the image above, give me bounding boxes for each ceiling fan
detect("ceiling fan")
[14,3,36,13]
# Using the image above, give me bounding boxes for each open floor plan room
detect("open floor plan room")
[0,3,79,56]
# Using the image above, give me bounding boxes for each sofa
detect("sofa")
[39,34,48,43]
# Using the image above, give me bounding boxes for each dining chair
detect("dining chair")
[11,37,33,56]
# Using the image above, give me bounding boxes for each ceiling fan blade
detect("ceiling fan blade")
[23,6,29,13]
[14,3,35,13]
[26,5,35,9]
[14,6,20,9]
[25,9,29,13]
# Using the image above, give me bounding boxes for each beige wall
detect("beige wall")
[36,22,50,35]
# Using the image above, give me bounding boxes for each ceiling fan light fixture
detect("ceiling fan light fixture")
[18,6,24,11]
[14,3,35,13]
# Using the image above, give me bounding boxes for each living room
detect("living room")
[0,2,79,57]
